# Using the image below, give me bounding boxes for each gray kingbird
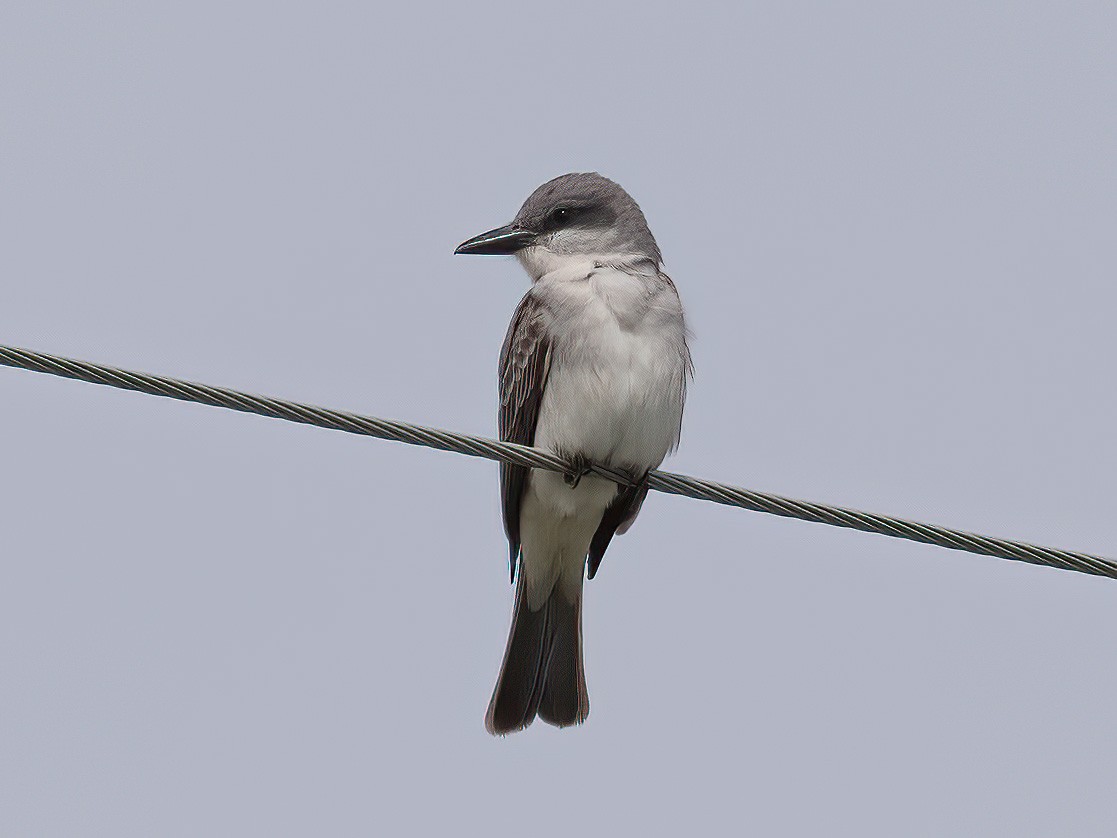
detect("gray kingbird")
[455,173,691,734]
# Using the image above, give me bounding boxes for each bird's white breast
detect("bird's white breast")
[531,259,688,472]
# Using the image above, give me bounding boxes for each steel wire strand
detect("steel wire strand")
[2,343,1113,580]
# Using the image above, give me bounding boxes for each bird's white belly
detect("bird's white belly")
[521,317,683,603]
[513,260,688,605]
[533,317,684,472]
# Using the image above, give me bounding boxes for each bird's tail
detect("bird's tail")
[485,571,588,735]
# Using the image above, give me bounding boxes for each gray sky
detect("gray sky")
[2,2,1115,835]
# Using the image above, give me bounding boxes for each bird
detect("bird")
[455,173,691,734]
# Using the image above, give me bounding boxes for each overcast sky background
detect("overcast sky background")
[2,2,1115,835]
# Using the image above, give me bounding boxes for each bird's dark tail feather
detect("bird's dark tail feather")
[485,573,588,735]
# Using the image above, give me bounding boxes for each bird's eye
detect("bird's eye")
[550,207,573,224]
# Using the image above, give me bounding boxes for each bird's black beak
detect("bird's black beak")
[454,224,537,255]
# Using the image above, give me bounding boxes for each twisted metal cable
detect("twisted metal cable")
[2,343,1113,581]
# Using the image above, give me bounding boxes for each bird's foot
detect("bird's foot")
[563,454,593,489]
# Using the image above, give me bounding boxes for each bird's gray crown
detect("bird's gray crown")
[513,172,661,264]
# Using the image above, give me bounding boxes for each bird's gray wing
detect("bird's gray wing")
[587,481,648,580]
[498,291,552,582]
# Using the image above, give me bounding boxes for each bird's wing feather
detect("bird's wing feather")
[498,291,552,582]
[587,481,648,579]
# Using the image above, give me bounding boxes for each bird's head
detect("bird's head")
[455,172,660,280]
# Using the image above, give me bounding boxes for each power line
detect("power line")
[2,343,1113,581]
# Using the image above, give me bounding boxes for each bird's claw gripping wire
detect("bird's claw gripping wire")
[563,454,593,488]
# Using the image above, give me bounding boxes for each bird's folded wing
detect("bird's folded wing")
[498,291,552,581]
